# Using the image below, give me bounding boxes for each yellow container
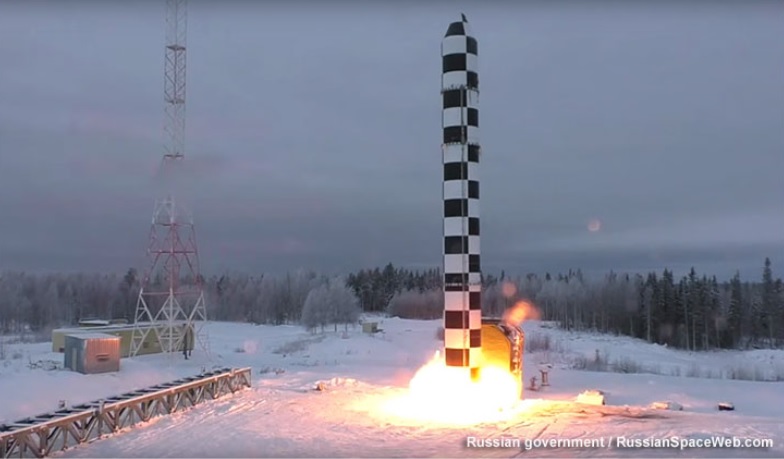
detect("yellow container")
[52,323,169,357]
[362,322,379,334]
[481,318,524,399]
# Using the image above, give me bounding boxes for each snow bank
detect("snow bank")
[576,389,606,406]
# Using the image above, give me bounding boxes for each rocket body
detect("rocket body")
[441,14,482,379]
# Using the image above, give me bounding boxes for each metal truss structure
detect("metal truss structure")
[131,0,209,359]
[0,367,251,458]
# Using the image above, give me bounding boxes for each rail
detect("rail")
[0,367,252,458]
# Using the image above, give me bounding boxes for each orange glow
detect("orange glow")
[380,352,522,425]
[587,218,602,232]
[502,300,541,328]
[501,281,517,298]
[374,303,542,426]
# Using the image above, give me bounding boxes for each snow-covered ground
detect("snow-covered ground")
[1,318,783,457]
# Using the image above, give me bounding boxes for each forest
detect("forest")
[0,258,781,351]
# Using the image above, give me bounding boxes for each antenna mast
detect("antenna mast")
[131,0,210,361]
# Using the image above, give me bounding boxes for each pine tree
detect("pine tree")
[685,268,700,350]
[676,277,689,348]
[658,270,676,345]
[708,276,721,348]
[728,271,743,348]
[641,272,658,343]
[776,278,784,344]
[762,257,777,346]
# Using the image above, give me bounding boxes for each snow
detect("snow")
[78,320,111,326]
[576,389,605,406]
[1,318,783,457]
[650,401,683,411]
[66,332,120,341]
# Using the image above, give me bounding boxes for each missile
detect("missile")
[441,13,482,381]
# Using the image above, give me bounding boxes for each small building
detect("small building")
[64,333,121,374]
[52,322,190,357]
[361,322,379,334]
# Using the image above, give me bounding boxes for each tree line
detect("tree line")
[0,259,781,350]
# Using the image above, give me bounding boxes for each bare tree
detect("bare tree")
[330,277,362,331]
[301,278,361,332]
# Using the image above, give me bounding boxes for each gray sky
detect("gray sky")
[0,1,782,280]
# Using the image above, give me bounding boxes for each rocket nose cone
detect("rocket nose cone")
[444,14,471,37]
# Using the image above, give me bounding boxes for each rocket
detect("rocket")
[441,13,482,381]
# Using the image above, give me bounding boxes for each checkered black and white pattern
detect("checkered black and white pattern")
[441,14,482,376]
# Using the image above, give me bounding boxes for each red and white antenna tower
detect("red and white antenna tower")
[130,0,209,360]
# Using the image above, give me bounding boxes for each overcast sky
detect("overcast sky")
[0,1,782,280]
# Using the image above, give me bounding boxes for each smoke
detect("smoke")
[147,153,231,206]
[501,300,541,328]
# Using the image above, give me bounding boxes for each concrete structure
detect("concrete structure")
[441,13,482,380]
[64,333,121,374]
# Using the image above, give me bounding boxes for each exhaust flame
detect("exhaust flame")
[377,303,541,425]
[381,352,522,425]
[502,300,541,328]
